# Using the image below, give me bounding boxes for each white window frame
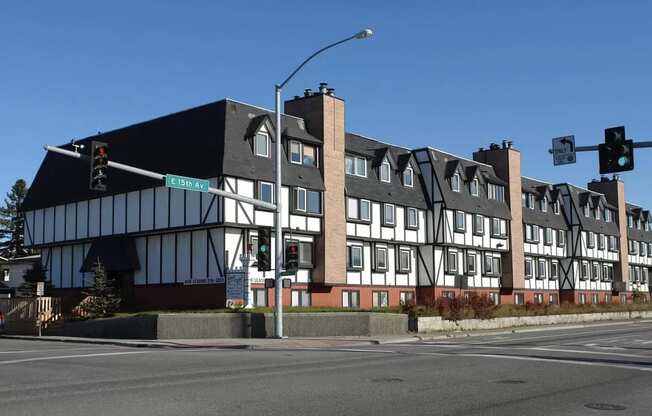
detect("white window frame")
[254,132,269,157]
[294,187,307,212]
[290,140,302,164]
[550,260,559,280]
[398,248,411,273]
[540,196,547,212]
[407,207,418,228]
[348,245,363,270]
[537,258,546,280]
[374,246,388,271]
[360,199,371,222]
[524,257,533,279]
[291,289,311,307]
[383,203,395,226]
[470,178,479,196]
[380,158,391,183]
[258,181,274,204]
[446,249,458,274]
[466,251,476,275]
[451,173,460,192]
[372,291,389,308]
[403,167,414,187]
[342,290,360,308]
[2,269,8,282]
[345,156,367,177]
[454,210,465,232]
[473,214,484,235]
[557,229,565,247]
[553,200,560,215]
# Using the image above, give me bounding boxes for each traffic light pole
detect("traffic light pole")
[43,145,277,210]
[549,140,652,153]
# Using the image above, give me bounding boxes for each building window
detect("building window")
[253,288,267,307]
[515,293,525,305]
[642,242,647,257]
[620,294,627,304]
[583,205,590,217]
[594,208,600,220]
[470,178,479,196]
[524,258,533,279]
[553,200,560,215]
[454,210,465,232]
[345,156,367,177]
[372,291,389,308]
[407,208,419,229]
[380,158,391,183]
[550,260,559,280]
[291,290,311,307]
[608,236,618,252]
[451,173,461,192]
[602,264,613,282]
[290,140,302,164]
[306,190,321,214]
[383,204,395,226]
[605,293,612,304]
[598,234,605,250]
[403,167,413,187]
[557,230,565,247]
[398,248,411,273]
[581,261,589,280]
[550,293,559,305]
[484,253,501,277]
[591,262,600,281]
[254,133,269,157]
[360,199,371,222]
[537,259,546,280]
[525,224,539,243]
[489,292,500,305]
[544,227,553,245]
[374,246,388,271]
[347,245,363,270]
[473,214,484,235]
[299,241,313,268]
[342,290,360,308]
[488,183,504,202]
[466,251,476,275]
[442,291,455,299]
[534,293,544,305]
[587,232,595,248]
[347,198,359,220]
[400,291,415,305]
[303,144,316,166]
[579,293,587,305]
[258,182,274,204]
[528,194,535,209]
[627,214,633,228]
[446,249,458,274]
[491,218,507,238]
[2,269,8,282]
[540,197,547,212]
[294,188,306,212]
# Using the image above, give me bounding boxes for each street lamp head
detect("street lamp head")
[355,28,374,39]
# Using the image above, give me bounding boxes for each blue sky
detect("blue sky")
[2,1,651,206]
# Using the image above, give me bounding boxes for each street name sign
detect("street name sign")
[165,174,210,192]
[552,135,576,166]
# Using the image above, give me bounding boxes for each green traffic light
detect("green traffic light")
[617,156,628,167]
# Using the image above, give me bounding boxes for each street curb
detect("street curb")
[0,335,253,350]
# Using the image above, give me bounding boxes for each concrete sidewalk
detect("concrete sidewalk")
[0,334,422,349]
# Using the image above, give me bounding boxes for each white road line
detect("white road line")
[415,343,651,359]
[530,346,649,359]
[457,326,652,345]
[0,350,156,365]
[454,353,652,373]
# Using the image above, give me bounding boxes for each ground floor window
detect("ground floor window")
[442,291,455,299]
[620,294,627,304]
[342,290,360,308]
[291,289,311,307]
[400,291,415,305]
[549,293,558,305]
[514,293,524,305]
[372,291,389,308]
[253,288,267,307]
[489,292,500,305]
[605,294,612,304]
[579,293,586,305]
[591,293,599,304]
[534,293,544,304]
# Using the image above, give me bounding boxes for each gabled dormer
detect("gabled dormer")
[373,148,396,184]
[397,153,417,188]
[245,114,276,158]
[465,165,483,197]
[444,160,466,192]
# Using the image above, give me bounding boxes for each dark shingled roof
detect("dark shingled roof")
[521,177,568,230]
[344,133,428,209]
[423,149,511,220]
[626,203,652,242]
[23,99,323,211]
[559,184,620,236]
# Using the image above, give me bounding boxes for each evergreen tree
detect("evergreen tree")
[82,259,121,318]
[0,179,31,258]
[17,262,51,298]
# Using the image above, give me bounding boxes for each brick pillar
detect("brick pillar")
[473,144,525,293]
[284,90,346,285]
[588,178,628,293]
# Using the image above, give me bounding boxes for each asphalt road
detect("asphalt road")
[1,321,652,416]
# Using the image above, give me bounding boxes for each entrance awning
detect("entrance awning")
[80,236,140,273]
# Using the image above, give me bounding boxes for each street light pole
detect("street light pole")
[273,28,374,339]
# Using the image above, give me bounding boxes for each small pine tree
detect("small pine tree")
[0,179,31,258]
[17,262,51,298]
[81,259,121,318]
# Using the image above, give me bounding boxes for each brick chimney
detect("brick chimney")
[587,176,628,293]
[473,141,525,295]
[284,84,346,285]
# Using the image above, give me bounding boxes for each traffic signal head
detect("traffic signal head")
[89,141,109,191]
[285,240,299,273]
[257,227,272,272]
[599,126,634,174]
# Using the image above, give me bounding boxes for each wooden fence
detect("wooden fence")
[0,297,63,334]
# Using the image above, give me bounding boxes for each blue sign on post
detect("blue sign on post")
[165,174,210,193]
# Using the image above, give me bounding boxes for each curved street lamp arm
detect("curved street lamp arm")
[278,34,358,89]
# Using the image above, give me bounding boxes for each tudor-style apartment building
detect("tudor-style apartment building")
[21,85,651,309]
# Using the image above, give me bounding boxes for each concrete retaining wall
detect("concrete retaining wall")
[415,310,652,333]
[44,312,408,339]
